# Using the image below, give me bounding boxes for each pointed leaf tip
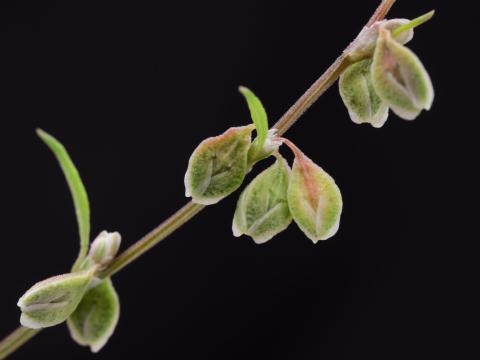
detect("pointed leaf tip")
[239,86,269,155]
[37,129,91,270]
[391,10,435,38]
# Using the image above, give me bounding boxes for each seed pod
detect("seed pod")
[339,59,389,128]
[89,231,121,268]
[185,125,255,205]
[233,156,292,244]
[17,269,94,329]
[285,141,342,243]
[67,278,120,353]
[371,28,434,120]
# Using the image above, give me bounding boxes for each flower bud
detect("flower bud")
[348,18,414,61]
[17,269,94,329]
[67,278,120,353]
[285,141,342,243]
[247,129,284,167]
[339,59,389,128]
[185,125,255,205]
[371,28,434,120]
[89,231,121,267]
[233,156,292,244]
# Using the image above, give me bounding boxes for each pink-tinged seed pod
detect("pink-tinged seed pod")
[371,28,434,120]
[284,140,343,243]
[184,125,255,205]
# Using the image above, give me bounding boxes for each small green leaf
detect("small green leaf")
[339,59,389,128]
[391,10,435,38]
[233,156,292,244]
[67,278,120,353]
[371,28,434,120]
[285,141,342,243]
[17,270,94,329]
[184,125,254,205]
[239,86,269,156]
[36,129,91,271]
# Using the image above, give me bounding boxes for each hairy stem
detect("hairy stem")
[0,328,40,359]
[0,1,396,358]
[99,202,205,278]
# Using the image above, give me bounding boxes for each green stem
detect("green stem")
[98,202,205,278]
[0,1,396,358]
[0,328,40,359]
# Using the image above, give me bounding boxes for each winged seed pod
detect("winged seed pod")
[89,231,121,268]
[371,28,434,120]
[184,125,255,205]
[67,278,120,353]
[232,156,292,243]
[17,269,95,329]
[284,140,342,243]
[339,59,389,128]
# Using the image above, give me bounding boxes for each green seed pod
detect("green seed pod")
[89,231,121,268]
[17,269,94,329]
[67,278,120,353]
[185,125,255,205]
[232,156,292,244]
[285,141,342,243]
[371,28,434,120]
[339,59,389,128]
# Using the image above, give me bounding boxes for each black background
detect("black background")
[1,0,476,359]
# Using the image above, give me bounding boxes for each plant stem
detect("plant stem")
[99,202,205,278]
[0,328,40,359]
[272,0,396,133]
[0,1,396,358]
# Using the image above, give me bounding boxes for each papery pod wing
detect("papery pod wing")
[233,156,292,243]
[371,28,434,120]
[286,144,342,242]
[17,270,94,329]
[339,59,389,128]
[67,278,120,353]
[185,125,254,205]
